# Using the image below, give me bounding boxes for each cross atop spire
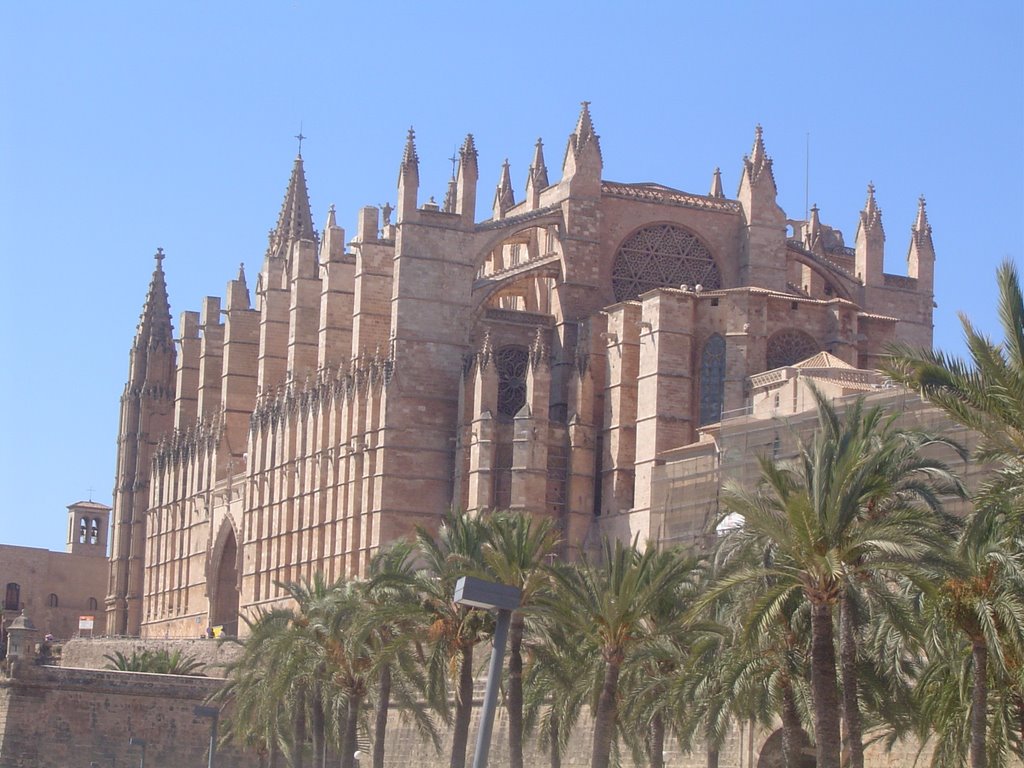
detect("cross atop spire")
[295,125,306,157]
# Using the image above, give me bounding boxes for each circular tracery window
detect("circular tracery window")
[495,346,529,419]
[766,329,819,369]
[612,224,722,302]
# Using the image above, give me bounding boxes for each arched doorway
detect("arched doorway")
[756,728,815,768]
[210,526,240,636]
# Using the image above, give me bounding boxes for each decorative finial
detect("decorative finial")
[295,124,306,156]
[449,147,459,179]
[155,247,165,264]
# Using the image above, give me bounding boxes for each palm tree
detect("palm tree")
[416,510,491,768]
[361,541,441,768]
[885,260,1024,767]
[479,510,560,768]
[616,549,703,768]
[220,601,320,767]
[523,615,599,768]
[885,259,1024,519]
[919,507,1024,768]
[716,390,964,768]
[545,538,692,768]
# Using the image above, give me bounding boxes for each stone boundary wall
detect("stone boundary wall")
[0,661,935,768]
[59,636,242,675]
[0,664,248,768]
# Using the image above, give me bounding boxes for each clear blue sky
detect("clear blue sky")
[1,2,1021,550]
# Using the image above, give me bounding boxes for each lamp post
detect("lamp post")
[128,736,146,768]
[353,749,362,767]
[193,705,220,768]
[454,575,522,768]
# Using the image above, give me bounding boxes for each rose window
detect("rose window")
[612,224,722,302]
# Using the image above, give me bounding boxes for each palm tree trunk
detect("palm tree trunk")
[341,691,363,768]
[509,614,525,768]
[810,600,842,768]
[781,672,806,768]
[591,658,621,768]
[450,644,474,768]
[839,597,864,768]
[373,664,392,768]
[706,744,720,768]
[650,712,665,768]
[550,710,561,768]
[337,699,350,765]
[291,698,307,768]
[311,686,326,768]
[971,640,988,768]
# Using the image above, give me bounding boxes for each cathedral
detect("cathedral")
[104,104,937,638]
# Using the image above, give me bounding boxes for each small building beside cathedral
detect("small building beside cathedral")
[103,105,939,639]
[1,500,109,643]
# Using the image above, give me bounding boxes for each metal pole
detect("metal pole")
[472,608,512,768]
[207,714,218,768]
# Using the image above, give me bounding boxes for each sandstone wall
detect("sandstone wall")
[0,660,939,768]
[0,665,248,768]
[59,636,242,676]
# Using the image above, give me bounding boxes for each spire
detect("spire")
[530,138,549,189]
[320,203,346,262]
[227,261,251,311]
[136,248,173,349]
[493,159,515,218]
[400,126,419,178]
[907,195,935,285]
[456,133,478,222]
[709,167,724,198]
[857,182,884,238]
[459,133,478,176]
[561,101,603,191]
[397,127,420,221]
[912,196,933,250]
[526,137,549,208]
[742,124,776,189]
[567,101,602,162]
[805,204,823,252]
[443,176,458,213]
[855,185,886,287]
[267,154,318,258]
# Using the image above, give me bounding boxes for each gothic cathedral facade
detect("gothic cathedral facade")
[105,105,937,637]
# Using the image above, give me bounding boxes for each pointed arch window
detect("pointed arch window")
[495,346,529,420]
[4,583,19,611]
[48,593,59,608]
[699,334,727,426]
